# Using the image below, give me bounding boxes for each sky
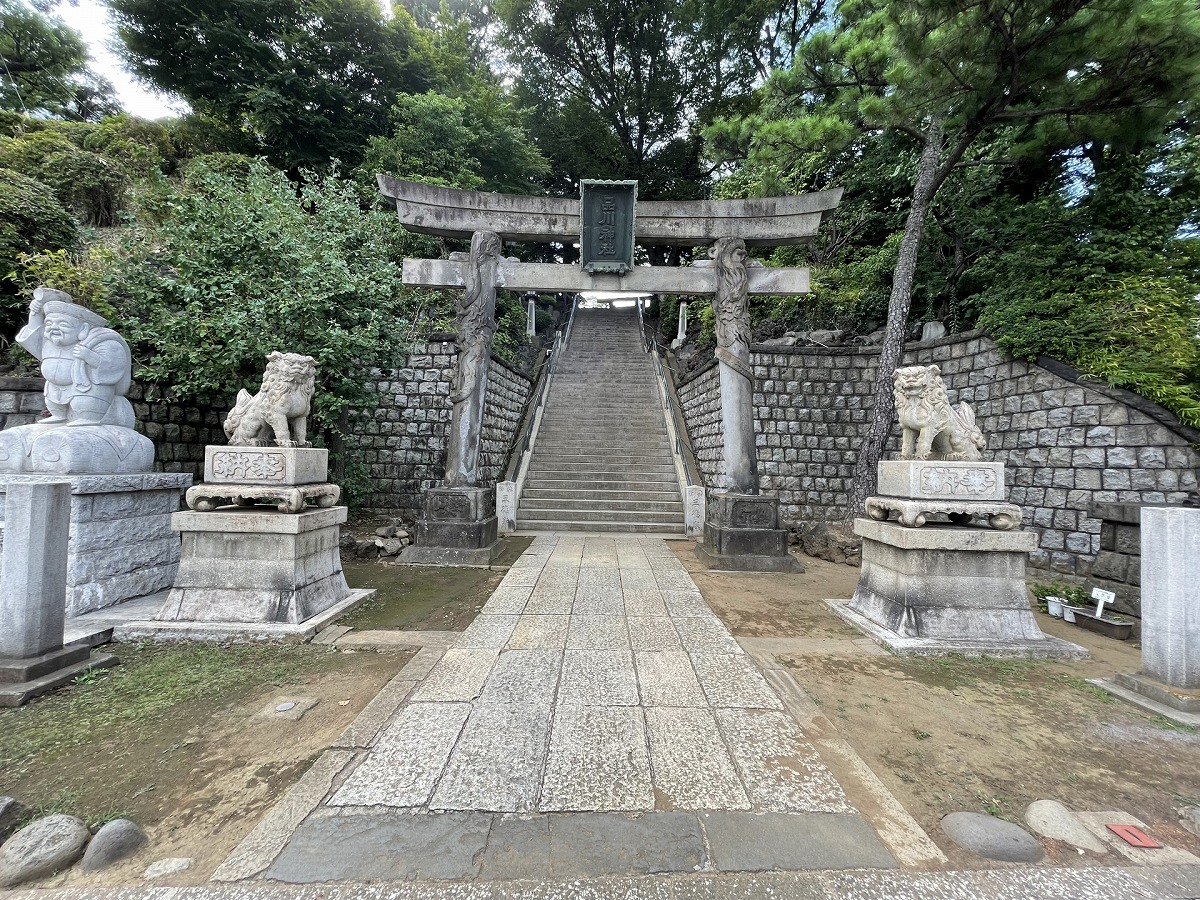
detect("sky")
[50,0,394,120]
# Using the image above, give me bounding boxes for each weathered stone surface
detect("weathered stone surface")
[690,653,783,709]
[877,460,1005,502]
[431,703,552,812]
[0,481,70,659]
[715,708,848,813]
[204,446,327,485]
[941,811,1044,862]
[410,649,497,702]
[142,856,192,879]
[80,819,148,872]
[540,705,653,811]
[702,811,895,871]
[0,814,90,888]
[643,707,750,810]
[557,649,638,706]
[1024,800,1108,853]
[1141,507,1200,688]
[0,797,24,842]
[330,702,471,808]
[634,651,706,707]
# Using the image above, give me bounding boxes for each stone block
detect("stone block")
[204,446,328,485]
[0,482,70,659]
[877,460,1005,502]
[157,506,352,625]
[848,519,1048,642]
[1141,508,1200,688]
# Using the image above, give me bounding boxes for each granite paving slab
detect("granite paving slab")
[287,534,862,879]
[628,616,684,652]
[540,706,654,811]
[329,703,471,808]
[430,703,552,812]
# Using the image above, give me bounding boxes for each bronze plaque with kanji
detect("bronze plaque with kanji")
[580,180,637,274]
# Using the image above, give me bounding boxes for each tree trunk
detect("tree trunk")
[846,120,945,519]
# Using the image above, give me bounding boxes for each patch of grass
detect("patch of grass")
[906,654,1046,689]
[0,641,352,777]
[1149,715,1199,734]
[913,729,932,741]
[1061,674,1115,702]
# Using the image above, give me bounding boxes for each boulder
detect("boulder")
[0,797,24,843]
[795,521,861,566]
[941,811,1044,863]
[1024,800,1107,853]
[803,329,845,345]
[374,525,397,538]
[0,814,90,888]
[376,537,405,556]
[81,819,148,872]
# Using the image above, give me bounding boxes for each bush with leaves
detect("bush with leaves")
[37,149,127,227]
[0,167,79,331]
[85,159,419,490]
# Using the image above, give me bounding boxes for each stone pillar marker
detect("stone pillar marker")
[0,481,117,707]
[402,230,504,565]
[1141,508,1199,687]
[696,237,800,573]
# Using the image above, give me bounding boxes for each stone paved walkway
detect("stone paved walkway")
[331,534,847,816]
[260,535,897,882]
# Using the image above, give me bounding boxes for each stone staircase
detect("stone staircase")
[518,307,685,534]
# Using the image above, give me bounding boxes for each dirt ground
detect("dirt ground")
[0,535,535,888]
[678,541,1200,867]
[5,533,1198,885]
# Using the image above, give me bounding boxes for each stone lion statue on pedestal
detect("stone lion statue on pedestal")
[893,364,985,461]
[224,351,317,447]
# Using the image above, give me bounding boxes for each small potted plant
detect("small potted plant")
[1059,586,1089,623]
[1032,583,1067,618]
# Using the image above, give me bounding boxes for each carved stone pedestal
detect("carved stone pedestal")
[401,486,501,566]
[829,518,1084,658]
[185,447,340,512]
[157,506,356,625]
[696,492,803,573]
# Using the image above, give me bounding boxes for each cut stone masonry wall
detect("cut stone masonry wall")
[1,342,532,522]
[677,330,1200,599]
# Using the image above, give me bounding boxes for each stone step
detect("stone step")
[532,440,672,451]
[519,505,686,524]
[517,519,685,534]
[521,487,682,503]
[522,478,680,493]
[521,500,684,517]
[525,466,679,479]
[527,456,676,469]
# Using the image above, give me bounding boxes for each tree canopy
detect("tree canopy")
[0,0,117,120]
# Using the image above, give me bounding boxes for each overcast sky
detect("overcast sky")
[50,0,393,120]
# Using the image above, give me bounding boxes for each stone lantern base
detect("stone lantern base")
[696,492,804,573]
[400,486,501,566]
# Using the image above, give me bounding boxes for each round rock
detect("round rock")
[0,797,25,842]
[144,857,193,879]
[1025,800,1108,853]
[81,819,148,872]
[0,813,90,888]
[941,811,1044,862]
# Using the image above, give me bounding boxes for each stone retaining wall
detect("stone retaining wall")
[0,376,46,430]
[676,330,1200,601]
[351,340,533,518]
[1,342,533,521]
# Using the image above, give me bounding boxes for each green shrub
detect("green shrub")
[0,168,79,331]
[37,150,127,227]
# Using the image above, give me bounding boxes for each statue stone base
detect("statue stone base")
[0,423,154,474]
[696,492,803,573]
[157,506,354,624]
[400,486,501,566]
[0,472,191,617]
[830,518,1085,658]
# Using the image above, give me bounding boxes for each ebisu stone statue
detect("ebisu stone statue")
[223,351,317,447]
[0,287,154,474]
[892,364,984,461]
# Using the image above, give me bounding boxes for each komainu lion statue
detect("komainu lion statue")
[224,351,317,447]
[893,364,985,461]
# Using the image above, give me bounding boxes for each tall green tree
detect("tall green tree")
[711,0,1200,515]
[496,0,819,199]
[105,0,446,170]
[1,0,117,120]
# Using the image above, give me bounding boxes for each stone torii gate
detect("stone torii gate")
[382,177,841,568]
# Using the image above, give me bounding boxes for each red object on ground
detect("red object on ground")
[1106,824,1163,848]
